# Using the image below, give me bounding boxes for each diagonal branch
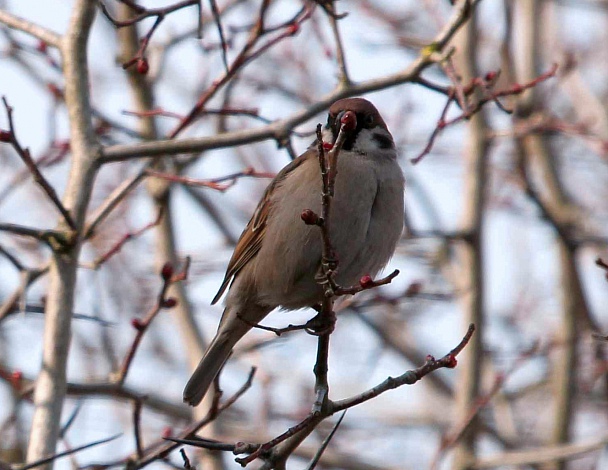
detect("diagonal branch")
[99,0,484,164]
[1,97,77,230]
[0,9,62,47]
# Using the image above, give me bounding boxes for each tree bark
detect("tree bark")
[26,1,98,466]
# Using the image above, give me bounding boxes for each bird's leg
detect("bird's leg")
[304,305,336,336]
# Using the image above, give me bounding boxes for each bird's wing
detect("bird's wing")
[211,149,315,304]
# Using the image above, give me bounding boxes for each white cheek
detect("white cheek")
[353,128,395,155]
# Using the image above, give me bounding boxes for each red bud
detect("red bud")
[163,297,178,309]
[301,209,319,225]
[10,371,23,390]
[55,140,70,152]
[11,370,23,388]
[161,262,174,280]
[484,71,497,82]
[47,83,63,99]
[162,427,173,438]
[445,354,458,368]
[36,40,48,53]
[359,275,374,288]
[340,110,357,131]
[287,23,300,35]
[322,142,333,150]
[136,58,149,75]
[426,355,436,362]
[131,318,145,331]
[0,130,11,142]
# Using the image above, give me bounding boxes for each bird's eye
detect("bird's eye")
[365,114,375,127]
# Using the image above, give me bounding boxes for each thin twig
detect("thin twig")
[0,9,61,47]
[411,64,558,164]
[133,400,144,458]
[100,0,483,163]
[16,434,121,470]
[208,0,229,72]
[303,410,347,470]
[0,223,73,249]
[2,97,76,230]
[144,167,274,192]
[113,259,189,385]
[85,208,164,269]
[84,168,147,240]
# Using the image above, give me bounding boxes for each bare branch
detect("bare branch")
[2,97,77,230]
[0,9,61,47]
[100,0,484,163]
[19,434,121,470]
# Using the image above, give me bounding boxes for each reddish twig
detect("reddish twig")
[143,368,257,467]
[232,324,476,467]
[334,269,401,296]
[113,259,190,385]
[144,167,275,192]
[99,0,197,27]
[208,0,229,72]
[332,324,475,412]
[412,64,558,164]
[169,4,313,138]
[121,15,162,72]
[235,414,320,466]
[1,97,76,230]
[87,208,164,269]
[429,340,540,470]
[98,0,199,70]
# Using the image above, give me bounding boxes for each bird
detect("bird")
[183,97,404,406]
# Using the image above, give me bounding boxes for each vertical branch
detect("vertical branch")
[451,6,489,470]
[115,4,223,470]
[26,0,99,466]
[326,6,350,87]
[513,2,586,468]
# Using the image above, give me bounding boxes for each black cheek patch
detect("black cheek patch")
[372,133,393,149]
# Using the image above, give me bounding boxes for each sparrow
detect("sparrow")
[184,97,404,406]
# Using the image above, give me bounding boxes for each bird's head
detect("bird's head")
[324,98,395,156]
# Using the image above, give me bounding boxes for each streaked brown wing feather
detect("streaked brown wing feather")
[211,150,314,305]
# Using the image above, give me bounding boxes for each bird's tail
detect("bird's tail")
[183,305,267,406]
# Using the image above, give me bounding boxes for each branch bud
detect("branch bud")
[0,130,12,143]
[47,83,63,100]
[36,40,48,53]
[11,370,23,389]
[137,58,149,75]
[445,354,458,368]
[162,297,178,309]
[301,209,319,225]
[287,23,300,35]
[359,275,374,288]
[161,262,174,280]
[131,318,145,331]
